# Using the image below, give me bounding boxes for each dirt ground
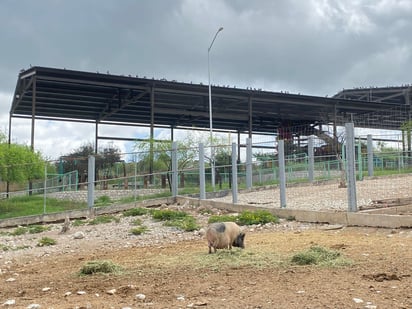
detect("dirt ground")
[1,213,411,309]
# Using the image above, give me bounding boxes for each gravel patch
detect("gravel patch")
[212,174,412,211]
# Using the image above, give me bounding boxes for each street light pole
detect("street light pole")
[208,26,223,192]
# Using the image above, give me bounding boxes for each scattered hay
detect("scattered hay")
[291,246,352,267]
[79,260,123,275]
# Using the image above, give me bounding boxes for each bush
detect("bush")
[237,210,279,225]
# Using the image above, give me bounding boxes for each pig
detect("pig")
[206,222,245,254]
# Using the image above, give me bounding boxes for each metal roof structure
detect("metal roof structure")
[9,66,412,148]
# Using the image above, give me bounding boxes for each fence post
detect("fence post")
[367,134,374,177]
[232,143,238,203]
[357,139,363,181]
[199,143,206,199]
[87,155,95,209]
[278,139,287,208]
[345,123,357,212]
[134,154,138,203]
[308,135,314,182]
[171,142,178,197]
[246,138,252,189]
[43,164,47,214]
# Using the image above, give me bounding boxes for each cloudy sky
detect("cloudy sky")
[0,0,411,160]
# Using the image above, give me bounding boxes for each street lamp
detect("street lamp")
[208,26,223,192]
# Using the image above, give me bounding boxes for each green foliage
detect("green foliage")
[79,260,123,275]
[56,143,122,176]
[10,226,28,236]
[237,210,279,225]
[0,142,45,184]
[37,237,57,246]
[6,224,50,236]
[130,225,148,235]
[291,246,352,267]
[123,207,149,217]
[72,219,87,226]
[88,215,120,225]
[164,216,199,231]
[28,225,50,234]
[151,209,199,231]
[151,209,188,221]
[208,210,279,226]
[208,214,238,224]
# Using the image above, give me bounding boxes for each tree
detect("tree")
[133,131,230,190]
[57,143,122,188]
[0,130,46,196]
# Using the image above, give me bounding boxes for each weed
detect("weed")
[10,226,28,236]
[208,210,279,226]
[37,237,57,247]
[130,226,148,235]
[130,218,142,226]
[88,215,120,225]
[164,216,199,232]
[151,209,187,221]
[237,210,279,225]
[28,225,50,234]
[72,219,87,227]
[208,214,237,224]
[123,207,149,217]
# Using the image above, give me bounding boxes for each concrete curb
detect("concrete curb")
[177,197,412,229]
[1,196,411,229]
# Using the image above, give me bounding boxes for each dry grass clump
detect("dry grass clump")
[291,246,352,267]
[79,260,123,275]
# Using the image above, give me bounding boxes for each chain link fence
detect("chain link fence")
[1,123,411,216]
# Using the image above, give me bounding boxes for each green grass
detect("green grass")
[0,195,87,220]
[208,210,279,226]
[130,226,148,235]
[37,237,57,247]
[119,191,172,204]
[88,215,120,225]
[123,207,149,217]
[94,195,113,206]
[151,209,200,231]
